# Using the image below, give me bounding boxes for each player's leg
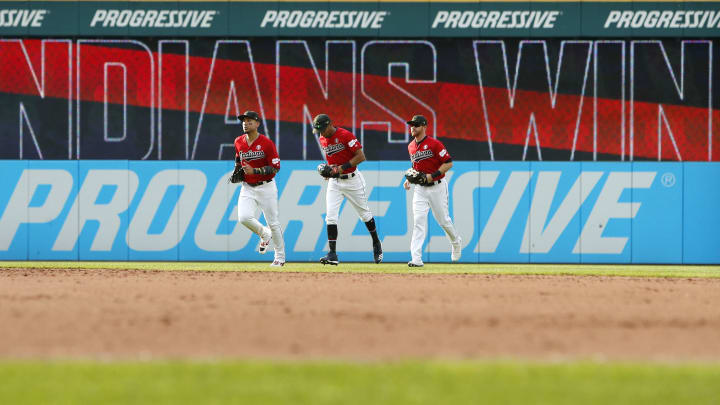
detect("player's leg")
[340,172,382,263]
[410,186,430,266]
[237,186,264,236]
[257,182,286,266]
[321,179,342,265]
[428,181,462,261]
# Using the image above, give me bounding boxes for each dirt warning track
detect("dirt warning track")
[1,269,719,361]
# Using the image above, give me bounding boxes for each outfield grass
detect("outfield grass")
[1,261,720,278]
[0,361,718,405]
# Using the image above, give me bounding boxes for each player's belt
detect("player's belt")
[420,179,442,187]
[338,172,356,180]
[245,179,273,187]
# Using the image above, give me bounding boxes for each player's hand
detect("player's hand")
[426,173,434,183]
[403,179,410,190]
[242,165,254,175]
[331,165,341,176]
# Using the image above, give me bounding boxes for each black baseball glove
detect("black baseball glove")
[229,165,245,183]
[228,156,245,183]
[318,163,339,178]
[405,168,428,185]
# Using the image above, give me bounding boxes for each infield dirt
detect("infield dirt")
[1,269,719,361]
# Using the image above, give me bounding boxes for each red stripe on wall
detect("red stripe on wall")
[0,39,717,161]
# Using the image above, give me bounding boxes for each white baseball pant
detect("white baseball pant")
[325,171,373,225]
[237,180,286,261]
[411,180,459,264]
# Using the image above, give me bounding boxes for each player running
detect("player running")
[229,110,286,267]
[403,115,461,267]
[313,114,383,265]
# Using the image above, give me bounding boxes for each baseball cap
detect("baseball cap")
[312,114,331,133]
[407,115,428,126]
[238,110,261,122]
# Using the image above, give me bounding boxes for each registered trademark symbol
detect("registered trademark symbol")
[661,172,676,188]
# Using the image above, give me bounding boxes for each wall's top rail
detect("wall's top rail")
[3,1,720,37]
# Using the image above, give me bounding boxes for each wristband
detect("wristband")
[432,170,442,179]
[341,162,352,171]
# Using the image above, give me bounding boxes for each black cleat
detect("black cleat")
[373,242,383,264]
[320,251,339,265]
[407,261,424,267]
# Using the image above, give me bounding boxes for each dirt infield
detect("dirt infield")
[1,269,719,361]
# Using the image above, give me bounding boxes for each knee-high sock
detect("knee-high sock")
[327,224,338,252]
[364,218,380,244]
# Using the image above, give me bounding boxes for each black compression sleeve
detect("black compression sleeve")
[253,166,278,176]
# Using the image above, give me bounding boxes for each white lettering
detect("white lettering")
[260,10,277,28]
[431,10,560,29]
[574,172,655,254]
[195,171,253,251]
[0,170,73,250]
[477,171,531,253]
[278,171,328,251]
[604,10,621,28]
[431,10,448,28]
[88,9,217,28]
[520,171,602,254]
[53,170,139,252]
[127,170,206,251]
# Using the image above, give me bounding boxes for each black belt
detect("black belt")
[338,172,356,180]
[246,179,273,187]
[420,179,442,187]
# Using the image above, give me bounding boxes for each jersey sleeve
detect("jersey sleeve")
[344,131,362,153]
[433,140,452,163]
[266,139,281,170]
[234,137,242,160]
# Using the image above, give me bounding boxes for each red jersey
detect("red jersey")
[318,127,362,173]
[408,135,452,180]
[234,133,280,183]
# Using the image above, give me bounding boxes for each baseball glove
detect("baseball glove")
[229,157,245,183]
[318,163,339,178]
[405,168,428,185]
[229,166,245,183]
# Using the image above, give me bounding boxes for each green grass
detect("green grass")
[0,361,718,405]
[1,261,720,278]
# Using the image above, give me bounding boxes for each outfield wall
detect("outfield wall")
[0,160,718,264]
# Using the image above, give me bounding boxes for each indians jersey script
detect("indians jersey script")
[408,136,452,180]
[234,133,280,183]
[319,127,362,173]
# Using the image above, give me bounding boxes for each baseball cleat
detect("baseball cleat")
[373,241,383,264]
[320,251,339,265]
[407,261,424,267]
[258,227,272,254]
[451,236,462,262]
[270,259,285,267]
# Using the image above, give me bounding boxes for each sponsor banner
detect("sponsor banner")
[3,2,720,37]
[0,160,717,264]
[2,38,718,162]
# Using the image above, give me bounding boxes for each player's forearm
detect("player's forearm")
[431,161,453,179]
[253,166,278,176]
[438,161,453,174]
[343,150,365,171]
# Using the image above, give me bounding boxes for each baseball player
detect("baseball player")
[313,114,383,265]
[229,110,286,267]
[403,115,461,267]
